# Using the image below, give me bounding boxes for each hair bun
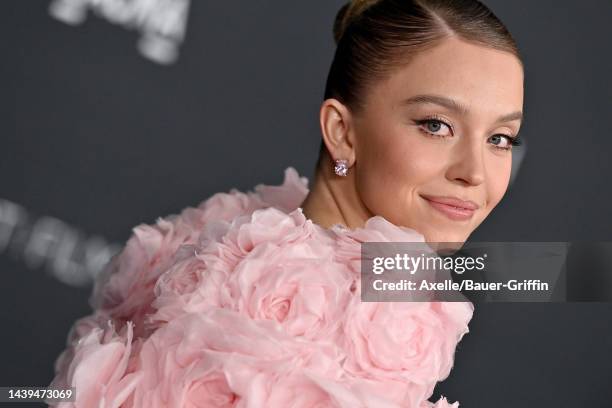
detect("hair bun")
[333,0,382,44]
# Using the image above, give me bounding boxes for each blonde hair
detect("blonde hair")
[324,0,521,115]
[333,0,383,44]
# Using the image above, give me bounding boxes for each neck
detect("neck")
[300,155,373,230]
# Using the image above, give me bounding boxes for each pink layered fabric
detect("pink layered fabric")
[48,167,473,408]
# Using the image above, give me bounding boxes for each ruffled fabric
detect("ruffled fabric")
[48,167,473,408]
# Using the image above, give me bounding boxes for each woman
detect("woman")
[48,0,523,406]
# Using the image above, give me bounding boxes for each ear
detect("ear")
[319,98,356,166]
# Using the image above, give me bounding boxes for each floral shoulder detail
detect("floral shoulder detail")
[48,167,472,408]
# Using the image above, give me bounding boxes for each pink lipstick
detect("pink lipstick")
[421,195,479,221]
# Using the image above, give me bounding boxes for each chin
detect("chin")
[421,229,470,247]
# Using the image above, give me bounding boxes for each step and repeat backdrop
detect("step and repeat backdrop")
[2,0,611,406]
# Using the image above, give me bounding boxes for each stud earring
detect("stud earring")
[334,159,349,177]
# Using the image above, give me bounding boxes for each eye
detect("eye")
[415,118,453,138]
[488,134,519,151]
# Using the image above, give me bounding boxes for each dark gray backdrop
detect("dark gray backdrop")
[2,0,611,406]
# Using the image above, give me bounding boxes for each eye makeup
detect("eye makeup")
[412,115,522,151]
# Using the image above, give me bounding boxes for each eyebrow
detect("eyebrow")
[400,94,523,124]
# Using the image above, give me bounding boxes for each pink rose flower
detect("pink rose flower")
[192,205,322,276]
[90,215,197,338]
[130,347,238,408]
[342,375,434,408]
[218,207,321,255]
[195,166,307,222]
[88,167,305,339]
[225,248,353,342]
[341,299,473,386]
[332,216,427,279]
[254,167,309,212]
[47,320,141,408]
[333,216,426,245]
[48,166,473,407]
[218,209,352,341]
[129,308,343,407]
[194,189,265,225]
[150,207,354,343]
[232,370,404,408]
[145,244,217,331]
[60,311,115,346]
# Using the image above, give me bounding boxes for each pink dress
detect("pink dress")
[48,167,473,408]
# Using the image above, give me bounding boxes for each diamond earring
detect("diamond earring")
[334,159,349,177]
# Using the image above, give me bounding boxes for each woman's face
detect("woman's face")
[352,37,524,243]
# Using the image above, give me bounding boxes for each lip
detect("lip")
[421,195,480,221]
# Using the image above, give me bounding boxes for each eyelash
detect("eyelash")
[414,116,522,151]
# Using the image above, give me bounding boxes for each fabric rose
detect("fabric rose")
[229,369,406,408]
[48,166,473,408]
[150,206,355,343]
[254,167,309,212]
[128,308,345,407]
[89,167,307,338]
[341,298,473,387]
[341,375,435,408]
[89,215,197,338]
[47,321,141,408]
[60,311,116,346]
[183,194,323,277]
[220,208,353,342]
[332,216,427,278]
[144,244,220,332]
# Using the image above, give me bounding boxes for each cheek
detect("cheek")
[355,127,444,216]
[484,154,512,210]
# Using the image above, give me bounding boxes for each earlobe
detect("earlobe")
[319,98,356,166]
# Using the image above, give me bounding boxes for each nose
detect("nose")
[445,136,486,186]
